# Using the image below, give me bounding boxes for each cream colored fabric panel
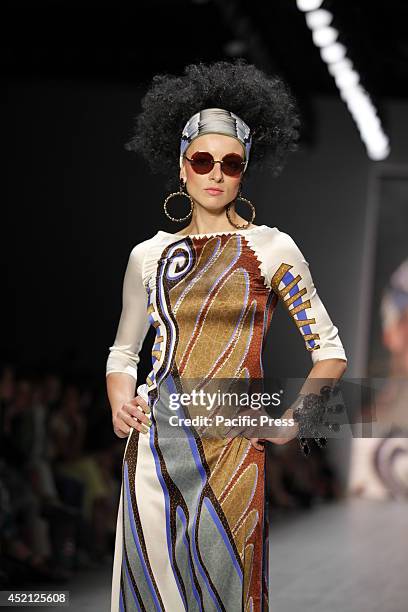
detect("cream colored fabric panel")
[106,241,151,381]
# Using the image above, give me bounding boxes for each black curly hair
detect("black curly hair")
[125,59,301,179]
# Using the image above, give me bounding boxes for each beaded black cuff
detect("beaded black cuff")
[292,384,343,457]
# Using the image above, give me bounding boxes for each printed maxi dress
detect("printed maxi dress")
[106,223,347,612]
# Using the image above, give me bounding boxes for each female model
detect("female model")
[106,60,347,611]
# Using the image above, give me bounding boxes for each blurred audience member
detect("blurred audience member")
[0,360,341,589]
[349,259,408,500]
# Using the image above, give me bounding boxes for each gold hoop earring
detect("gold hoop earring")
[163,179,194,222]
[225,184,256,229]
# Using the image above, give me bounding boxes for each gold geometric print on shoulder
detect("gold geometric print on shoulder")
[271,263,321,352]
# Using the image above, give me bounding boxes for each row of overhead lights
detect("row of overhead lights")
[296,0,390,160]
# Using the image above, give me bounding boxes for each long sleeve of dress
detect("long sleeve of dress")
[265,230,347,364]
[106,242,151,382]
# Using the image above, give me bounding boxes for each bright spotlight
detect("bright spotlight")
[306,9,333,29]
[327,58,354,77]
[296,0,324,12]
[320,42,346,63]
[335,69,360,89]
[312,26,338,47]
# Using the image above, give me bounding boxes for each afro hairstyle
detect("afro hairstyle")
[125,58,301,179]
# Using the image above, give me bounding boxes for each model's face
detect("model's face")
[180,133,245,209]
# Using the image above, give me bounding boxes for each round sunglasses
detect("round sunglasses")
[183,151,245,178]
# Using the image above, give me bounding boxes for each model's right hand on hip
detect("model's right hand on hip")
[113,395,152,438]
[249,438,266,451]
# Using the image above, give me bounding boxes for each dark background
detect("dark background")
[4,0,408,387]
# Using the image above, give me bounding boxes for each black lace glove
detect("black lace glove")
[292,384,344,456]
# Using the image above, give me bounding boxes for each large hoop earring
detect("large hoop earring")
[163,179,194,222]
[225,184,256,229]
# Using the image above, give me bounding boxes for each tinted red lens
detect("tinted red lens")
[222,154,244,177]
[190,152,214,174]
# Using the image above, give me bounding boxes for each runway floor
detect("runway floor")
[268,497,408,612]
[57,497,408,611]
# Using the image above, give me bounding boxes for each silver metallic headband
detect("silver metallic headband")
[179,107,252,172]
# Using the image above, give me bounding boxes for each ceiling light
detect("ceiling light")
[306,9,333,29]
[312,26,338,47]
[296,0,324,12]
[297,3,390,160]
